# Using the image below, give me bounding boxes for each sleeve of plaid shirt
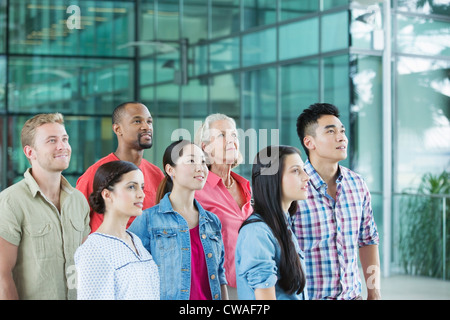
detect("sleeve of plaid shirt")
[358,179,379,248]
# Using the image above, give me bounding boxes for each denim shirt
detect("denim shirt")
[235,213,308,300]
[128,193,227,300]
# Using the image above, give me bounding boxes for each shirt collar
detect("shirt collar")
[158,192,211,221]
[304,159,344,191]
[24,168,74,198]
[206,170,251,196]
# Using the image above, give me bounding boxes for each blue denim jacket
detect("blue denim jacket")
[128,193,227,300]
[235,213,308,300]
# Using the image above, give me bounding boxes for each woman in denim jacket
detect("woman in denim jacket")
[235,145,309,300]
[129,140,228,300]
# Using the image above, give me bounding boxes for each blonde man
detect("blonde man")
[0,113,90,300]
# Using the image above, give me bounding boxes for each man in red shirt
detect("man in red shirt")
[76,102,164,232]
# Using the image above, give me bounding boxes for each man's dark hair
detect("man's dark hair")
[112,101,143,124]
[296,103,340,157]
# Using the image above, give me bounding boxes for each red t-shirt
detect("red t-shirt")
[189,225,212,300]
[76,153,164,232]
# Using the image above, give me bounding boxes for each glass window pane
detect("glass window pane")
[323,0,349,11]
[8,0,135,57]
[210,72,240,118]
[8,57,134,114]
[280,18,319,60]
[183,0,208,44]
[242,28,276,67]
[0,56,5,111]
[189,43,208,76]
[280,0,319,21]
[243,0,276,30]
[396,14,450,57]
[397,0,449,15]
[321,10,349,52]
[0,0,5,53]
[211,0,240,38]
[156,0,179,40]
[350,55,383,192]
[140,1,155,56]
[323,54,350,168]
[241,67,277,177]
[395,56,450,192]
[210,37,240,73]
[281,60,319,149]
[350,3,384,51]
[0,116,4,191]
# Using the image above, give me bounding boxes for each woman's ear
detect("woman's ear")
[101,188,112,204]
[165,164,174,179]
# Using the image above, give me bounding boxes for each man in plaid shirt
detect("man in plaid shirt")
[292,103,381,300]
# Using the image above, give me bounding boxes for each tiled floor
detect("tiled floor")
[361,275,450,300]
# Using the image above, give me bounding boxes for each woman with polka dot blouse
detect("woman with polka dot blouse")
[74,160,160,300]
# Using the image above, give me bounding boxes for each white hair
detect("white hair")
[194,113,243,168]
[194,113,237,146]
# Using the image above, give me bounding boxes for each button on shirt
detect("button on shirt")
[0,168,90,300]
[128,193,227,300]
[292,159,379,300]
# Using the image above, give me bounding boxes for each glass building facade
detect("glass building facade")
[0,1,449,281]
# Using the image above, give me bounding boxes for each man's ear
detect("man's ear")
[303,135,315,151]
[23,145,35,162]
[113,123,122,136]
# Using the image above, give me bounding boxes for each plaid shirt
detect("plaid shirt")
[292,159,379,300]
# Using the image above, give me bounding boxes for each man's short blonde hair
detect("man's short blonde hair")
[21,113,65,148]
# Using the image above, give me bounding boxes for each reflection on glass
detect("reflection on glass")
[280,60,319,148]
[321,10,349,52]
[350,55,382,192]
[211,0,240,38]
[156,0,179,40]
[280,0,319,21]
[243,0,276,30]
[210,37,239,73]
[350,3,384,50]
[323,0,349,11]
[0,0,5,53]
[242,28,276,67]
[280,18,319,60]
[396,14,450,57]
[394,193,449,280]
[183,0,208,44]
[323,54,350,168]
[395,56,450,192]
[8,0,135,57]
[210,73,240,118]
[397,0,450,16]
[0,56,4,111]
[8,57,134,114]
[182,78,208,119]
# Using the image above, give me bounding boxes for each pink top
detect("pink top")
[195,171,253,287]
[189,225,212,300]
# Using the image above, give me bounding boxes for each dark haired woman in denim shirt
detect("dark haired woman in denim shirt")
[129,140,228,300]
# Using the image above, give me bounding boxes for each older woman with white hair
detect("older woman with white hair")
[194,113,253,300]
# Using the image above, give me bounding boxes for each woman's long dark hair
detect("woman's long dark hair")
[241,145,306,295]
[155,139,195,203]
